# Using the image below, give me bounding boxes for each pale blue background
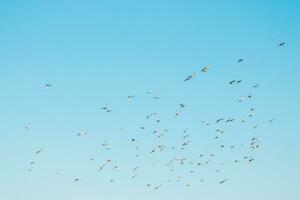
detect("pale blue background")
[0,0,299,200]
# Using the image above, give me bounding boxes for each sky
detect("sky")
[0,0,300,199]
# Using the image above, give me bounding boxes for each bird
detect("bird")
[154,184,162,190]
[201,65,210,72]
[45,83,52,88]
[101,106,108,110]
[278,42,285,46]
[146,112,157,119]
[35,149,44,154]
[229,80,236,85]
[77,129,87,136]
[220,179,228,184]
[175,111,181,117]
[253,84,259,88]
[128,95,135,101]
[238,97,245,102]
[215,118,224,124]
[184,72,196,81]
[73,178,81,182]
[101,105,112,112]
[238,58,244,63]
[268,119,275,123]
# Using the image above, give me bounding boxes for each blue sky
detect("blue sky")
[0,0,300,200]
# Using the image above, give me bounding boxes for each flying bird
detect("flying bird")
[77,129,87,136]
[220,179,228,184]
[184,72,196,81]
[35,149,44,154]
[201,65,211,72]
[128,95,135,101]
[253,84,259,88]
[45,83,52,88]
[73,178,81,182]
[229,80,236,85]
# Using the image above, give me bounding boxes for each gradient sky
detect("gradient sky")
[0,1,300,200]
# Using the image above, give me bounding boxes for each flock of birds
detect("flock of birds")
[24,42,284,191]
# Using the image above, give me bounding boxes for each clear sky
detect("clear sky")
[0,0,299,200]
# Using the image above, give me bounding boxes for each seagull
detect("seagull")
[154,184,162,190]
[201,66,210,72]
[45,83,52,88]
[36,149,44,154]
[184,72,196,81]
[99,164,106,172]
[146,112,157,119]
[175,111,181,117]
[77,129,87,136]
[226,118,235,123]
[229,80,236,85]
[215,118,224,124]
[220,179,228,184]
[128,95,135,101]
[238,97,245,102]
[268,119,275,123]
[101,141,111,150]
[101,106,112,112]
[253,84,259,88]
[183,135,189,139]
